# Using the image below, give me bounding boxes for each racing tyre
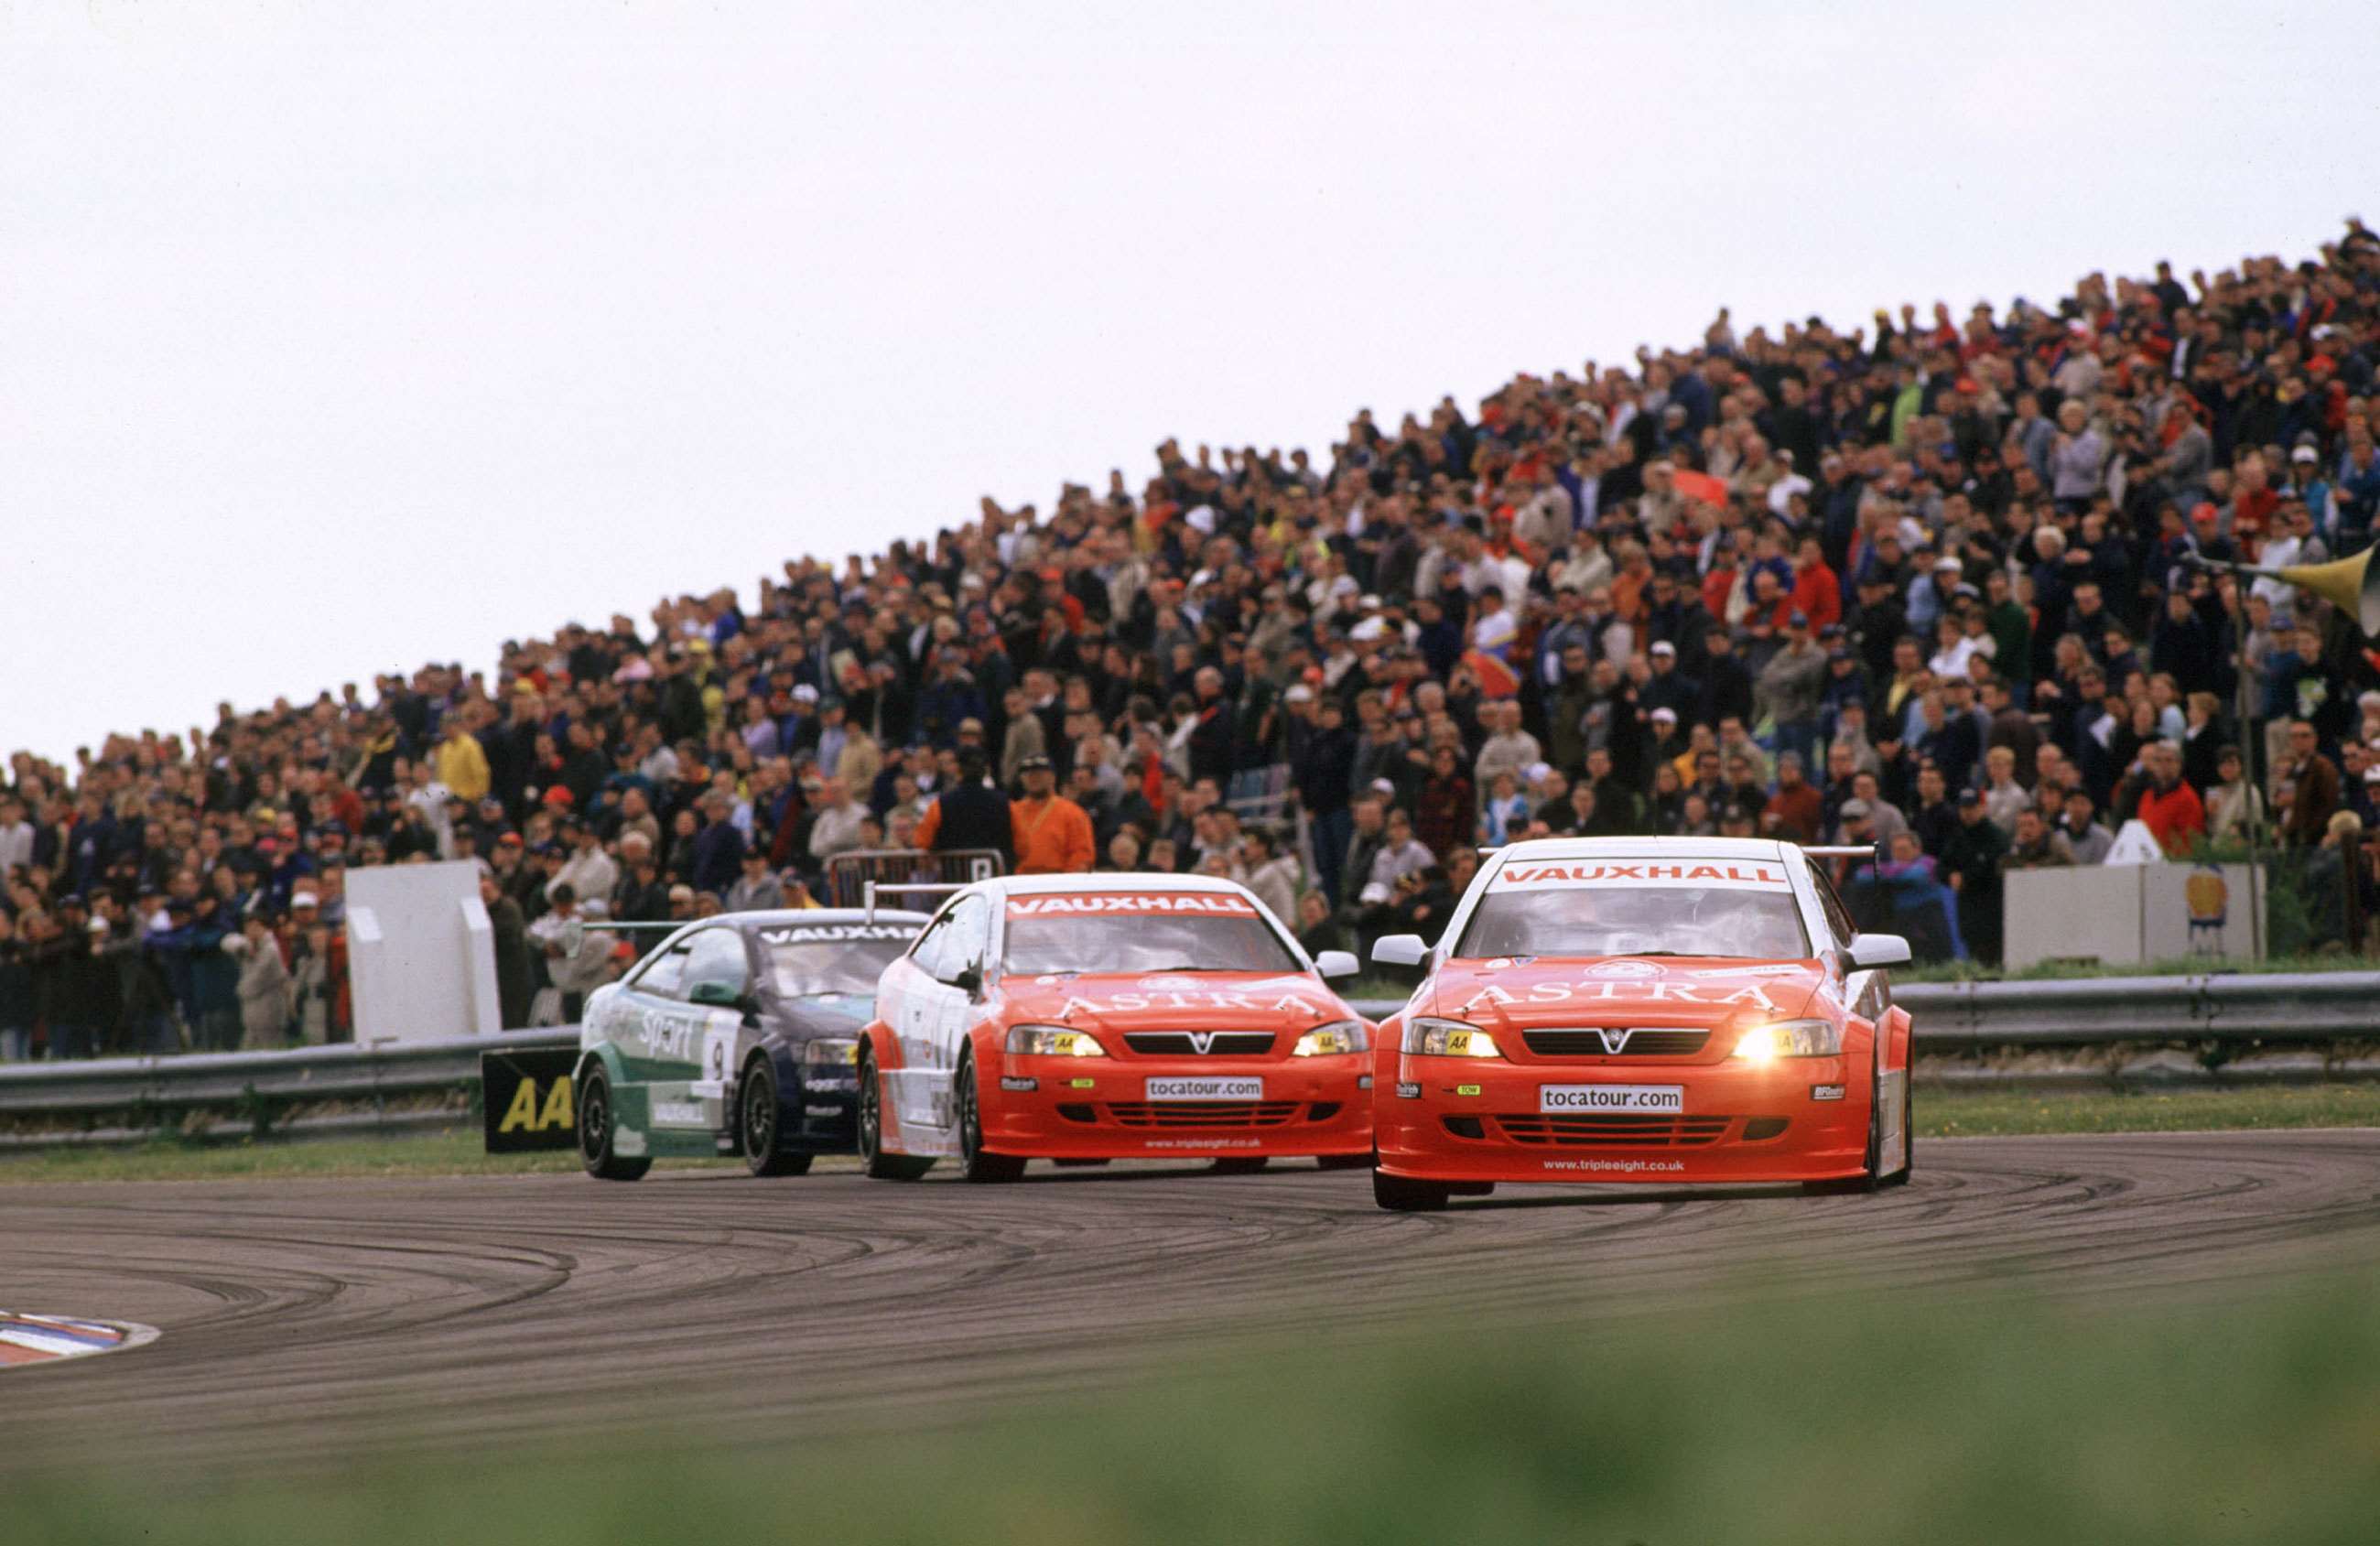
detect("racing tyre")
[741,1060,813,1178]
[579,1069,651,1183]
[1316,1151,1375,1172]
[857,1049,935,1182]
[957,1055,1026,1184]
[1372,1168,1450,1212]
[1210,1157,1269,1175]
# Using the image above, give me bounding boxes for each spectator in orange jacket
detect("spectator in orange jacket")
[1010,756,1095,875]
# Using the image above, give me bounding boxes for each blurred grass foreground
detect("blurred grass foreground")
[17,1275,2380,1545]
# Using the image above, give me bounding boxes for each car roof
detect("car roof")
[1486,837,1801,865]
[968,872,1251,899]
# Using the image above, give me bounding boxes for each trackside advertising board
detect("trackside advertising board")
[481,1048,580,1152]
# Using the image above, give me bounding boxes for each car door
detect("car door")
[1811,863,1907,1155]
[885,904,957,1135]
[644,926,753,1134]
[899,893,989,1136]
[603,935,689,1098]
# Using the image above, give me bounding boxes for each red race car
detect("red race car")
[1367,837,1914,1211]
[857,875,1374,1180]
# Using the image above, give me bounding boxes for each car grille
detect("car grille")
[1100,1101,1304,1129]
[1520,1029,1711,1058]
[1122,1032,1278,1055]
[1486,1113,1734,1147]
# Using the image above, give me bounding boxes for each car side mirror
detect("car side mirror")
[687,980,746,1010]
[1371,934,1428,968]
[1314,950,1359,980]
[951,966,984,998]
[1846,934,1912,972]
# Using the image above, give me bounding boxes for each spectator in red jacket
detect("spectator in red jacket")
[2121,742,2207,856]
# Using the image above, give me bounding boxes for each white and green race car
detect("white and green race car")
[574,908,930,1180]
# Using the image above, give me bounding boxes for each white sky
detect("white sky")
[5,0,2372,766]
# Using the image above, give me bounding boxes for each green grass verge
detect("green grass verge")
[3,1083,2376,1184]
[15,1281,2380,1543]
[0,1129,740,1184]
[1920,1081,2380,1137]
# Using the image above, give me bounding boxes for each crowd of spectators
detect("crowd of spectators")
[10,223,2380,1058]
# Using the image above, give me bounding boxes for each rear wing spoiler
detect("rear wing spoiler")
[864,881,968,923]
[1801,842,1889,869]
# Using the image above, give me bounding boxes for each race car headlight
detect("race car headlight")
[1401,1018,1503,1059]
[801,1038,860,1069]
[1293,1021,1369,1057]
[1005,1025,1107,1057]
[1731,1019,1843,1062]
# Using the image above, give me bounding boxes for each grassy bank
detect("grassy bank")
[1919,1081,2380,1137]
[16,1280,2380,1543]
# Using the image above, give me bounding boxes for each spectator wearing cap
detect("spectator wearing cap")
[1755,611,1827,771]
[1010,755,1094,875]
[550,820,619,912]
[1942,788,2011,964]
[153,893,242,1053]
[915,746,1015,871]
[723,849,784,914]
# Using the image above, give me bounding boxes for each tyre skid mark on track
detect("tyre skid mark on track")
[2,1131,2378,1476]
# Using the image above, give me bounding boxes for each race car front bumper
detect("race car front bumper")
[983,1054,1374,1159]
[1375,1054,1873,1184]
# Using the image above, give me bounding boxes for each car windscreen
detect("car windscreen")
[759,923,916,998]
[1001,893,1302,977]
[1454,856,1811,960]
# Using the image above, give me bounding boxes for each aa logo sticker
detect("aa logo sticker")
[481,1049,583,1152]
[500,1074,574,1135]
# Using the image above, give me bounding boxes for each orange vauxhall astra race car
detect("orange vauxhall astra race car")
[855,874,1375,1181]
[1367,837,1916,1211]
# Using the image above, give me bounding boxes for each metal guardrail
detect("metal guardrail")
[0,1028,577,1119]
[1,973,2375,1127]
[1892,972,2380,1052]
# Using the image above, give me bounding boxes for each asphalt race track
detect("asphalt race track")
[5,1130,2380,1476]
